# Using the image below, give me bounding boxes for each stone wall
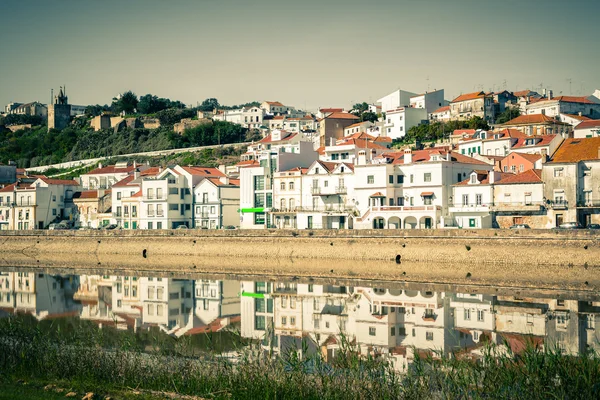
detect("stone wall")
[173,118,212,134]
[141,118,161,129]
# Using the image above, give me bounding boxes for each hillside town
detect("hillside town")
[1,270,598,373]
[2,87,600,231]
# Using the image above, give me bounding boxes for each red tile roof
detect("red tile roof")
[432,106,450,113]
[370,192,385,197]
[574,119,600,130]
[265,101,284,107]
[0,183,17,192]
[551,96,597,104]
[258,131,298,143]
[506,152,543,163]
[451,91,486,103]
[236,160,260,167]
[112,175,137,188]
[37,177,79,186]
[73,190,100,200]
[180,166,225,177]
[496,169,542,184]
[206,177,240,187]
[333,138,388,150]
[132,190,142,197]
[550,137,600,163]
[319,108,343,113]
[562,114,591,121]
[452,129,477,137]
[513,90,536,97]
[86,165,136,175]
[324,112,359,120]
[503,114,568,125]
[512,135,558,149]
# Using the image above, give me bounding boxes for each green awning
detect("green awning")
[238,208,265,213]
[241,292,265,299]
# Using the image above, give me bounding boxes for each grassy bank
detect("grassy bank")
[1,316,600,399]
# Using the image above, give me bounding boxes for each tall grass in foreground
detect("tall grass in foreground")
[1,316,599,399]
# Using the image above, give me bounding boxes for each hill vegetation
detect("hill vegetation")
[0,93,259,168]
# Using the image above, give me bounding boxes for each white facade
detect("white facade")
[377,89,418,113]
[573,121,600,138]
[384,107,427,140]
[194,177,240,229]
[409,89,446,114]
[141,277,193,332]
[344,121,375,137]
[449,171,496,229]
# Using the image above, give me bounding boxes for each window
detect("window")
[389,175,394,184]
[586,314,595,330]
[410,174,414,183]
[369,327,376,336]
[255,298,266,312]
[464,309,471,320]
[476,194,482,206]
[289,181,294,190]
[477,310,485,322]
[424,173,431,182]
[281,296,287,308]
[117,192,121,200]
[290,317,296,326]
[367,175,374,184]
[391,327,396,336]
[323,180,328,188]
[473,331,480,341]
[462,194,469,206]
[313,298,320,310]
[280,182,286,190]
[397,175,404,184]
[308,284,314,292]
[290,297,296,309]
[389,198,394,206]
[426,331,434,341]
[254,175,265,190]
[281,316,287,325]
[554,168,564,178]
[52,209,57,216]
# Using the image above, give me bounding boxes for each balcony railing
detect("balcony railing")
[549,200,568,209]
[295,206,356,213]
[335,186,347,194]
[143,196,167,201]
[311,186,321,195]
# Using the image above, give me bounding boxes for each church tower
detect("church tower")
[48,86,71,131]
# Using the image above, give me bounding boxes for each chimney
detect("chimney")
[133,160,137,169]
[404,148,412,164]
[489,171,497,184]
[158,166,163,173]
[220,176,230,185]
[133,169,140,179]
[218,164,227,174]
[357,150,367,166]
[329,137,334,146]
[548,90,553,100]
[98,162,103,169]
[578,111,582,117]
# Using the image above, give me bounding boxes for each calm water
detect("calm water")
[1,268,599,372]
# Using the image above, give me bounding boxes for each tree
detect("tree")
[112,91,139,115]
[84,104,110,118]
[495,107,521,124]
[352,102,369,115]
[198,98,219,112]
[360,111,378,123]
[138,94,186,114]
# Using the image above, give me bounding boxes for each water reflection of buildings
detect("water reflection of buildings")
[1,270,599,368]
[239,280,600,371]
[0,272,80,319]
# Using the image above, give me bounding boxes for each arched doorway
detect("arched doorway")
[387,216,401,229]
[420,216,433,229]
[404,217,417,229]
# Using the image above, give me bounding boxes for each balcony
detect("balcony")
[143,196,167,201]
[311,186,321,195]
[549,200,568,210]
[576,200,600,208]
[449,203,490,213]
[295,206,356,214]
[490,201,544,212]
[335,186,347,194]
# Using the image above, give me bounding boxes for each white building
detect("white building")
[409,89,446,114]
[296,161,355,229]
[141,277,194,332]
[80,162,146,190]
[377,89,418,113]
[344,121,376,137]
[573,120,600,138]
[430,106,451,122]
[194,177,240,229]
[524,95,600,119]
[272,167,306,229]
[383,107,427,140]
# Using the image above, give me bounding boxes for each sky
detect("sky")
[1,0,599,111]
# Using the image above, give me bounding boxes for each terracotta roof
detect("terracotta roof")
[375,136,392,143]
[420,192,434,196]
[345,131,377,140]
[562,114,591,121]
[180,166,225,177]
[319,108,343,113]
[512,135,558,149]
[503,114,567,125]
[506,152,543,163]
[316,146,325,155]
[490,129,528,139]
[280,166,309,174]
[432,106,450,113]
[513,90,536,97]
[551,96,597,104]
[456,171,511,185]
[131,190,142,197]
[333,138,388,150]
[258,131,298,143]
[73,190,100,200]
[0,183,17,192]
[452,129,477,137]
[206,177,240,187]
[86,165,136,175]
[265,101,284,107]
[323,112,359,120]
[236,160,259,167]
[271,115,286,120]
[37,177,79,186]
[345,121,371,129]
[496,169,542,185]
[369,192,385,197]
[574,119,600,130]
[550,137,600,163]
[451,91,486,103]
[112,175,137,188]
[315,161,339,173]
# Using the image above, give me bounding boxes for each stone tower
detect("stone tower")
[48,86,71,131]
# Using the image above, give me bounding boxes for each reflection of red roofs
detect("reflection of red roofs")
[184,315,241,336]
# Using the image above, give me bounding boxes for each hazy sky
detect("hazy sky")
[1,0,599,111]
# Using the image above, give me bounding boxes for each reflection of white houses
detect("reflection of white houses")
[450,293,496,345]
[0,272,80,320]
[240,281,275,341]
[140,278,193,333]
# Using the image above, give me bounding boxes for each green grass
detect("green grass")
[2,315,600,399]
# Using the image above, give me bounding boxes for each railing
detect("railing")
[143,196,167,201]
[576,200,600,208]
[335,186,347,194]
[549,200,568,209]
[311,186,321,195]
[295,206,356,213]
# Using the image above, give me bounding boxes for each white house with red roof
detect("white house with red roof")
[80,161,149,190]
[500,114,572,137]
[450,169,545,228]
[194,176,240,229]
[296,161,355,229]
[430,105,451,122]
[110,167,160,228]
[559,113,591,127]
[213,105,265,129]
[409,89,446,114]
[242,130,310,161]
[321,134,389,165]
[524,95,600,119]
[260,101,288,116]
[457,129,526,158]
[344,121,375,137]
[573,120,600,139]
[72,189,111,229]
[0,177,79,230]
[509,134,563,158]
[449,91,495,122]
[353,148,492,229]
